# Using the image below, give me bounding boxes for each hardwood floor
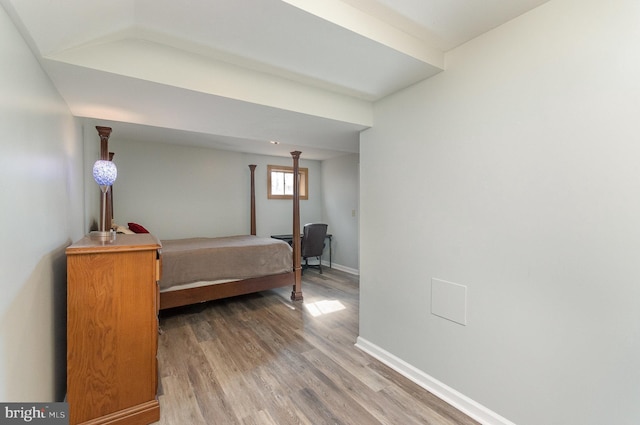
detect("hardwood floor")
[156,268,479,425]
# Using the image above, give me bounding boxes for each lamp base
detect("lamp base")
[90,230,116,243]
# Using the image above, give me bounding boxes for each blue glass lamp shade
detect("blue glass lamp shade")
[92,160,117,187]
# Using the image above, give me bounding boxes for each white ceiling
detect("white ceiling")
[2,0,549,160]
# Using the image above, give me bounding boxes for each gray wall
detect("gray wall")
[106,136,324,240]
[0,4,84,401]
[322,154,359,273]
[359,0,640,424]
[106,136,360,272]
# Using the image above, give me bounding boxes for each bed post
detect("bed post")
[96,126,113,231]
[249,164,257,236]
[108,151,115,225]
[290,151,303,301]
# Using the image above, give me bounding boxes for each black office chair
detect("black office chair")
[301,223,328,274]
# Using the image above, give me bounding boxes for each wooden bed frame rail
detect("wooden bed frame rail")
[159,273,294,310]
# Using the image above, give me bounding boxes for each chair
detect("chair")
[301,223,328,274]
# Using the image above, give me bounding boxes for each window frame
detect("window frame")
[267,164,309,200]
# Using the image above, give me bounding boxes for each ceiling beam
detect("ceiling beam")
[281,0,445,70]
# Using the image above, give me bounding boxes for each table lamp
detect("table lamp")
[90,159,117,241]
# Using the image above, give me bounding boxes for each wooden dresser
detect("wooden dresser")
[66,234,162,425]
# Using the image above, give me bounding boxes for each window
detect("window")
[267,165,308,200]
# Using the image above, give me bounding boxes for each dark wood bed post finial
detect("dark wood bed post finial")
[290,151,303,301]
[96,126,112,160]
[249,164,257,236]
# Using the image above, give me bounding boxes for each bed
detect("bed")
[155,152,304,310]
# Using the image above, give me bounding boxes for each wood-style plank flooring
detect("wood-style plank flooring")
[156,268,479,425]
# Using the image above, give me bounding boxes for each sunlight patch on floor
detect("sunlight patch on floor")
[304,299,346,317]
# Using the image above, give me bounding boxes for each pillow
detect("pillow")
[116,225,135,235]
[128,222,150,233]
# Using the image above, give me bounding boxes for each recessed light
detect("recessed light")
[270,140,280,145]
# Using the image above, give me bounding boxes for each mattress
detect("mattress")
[158,235,292,291]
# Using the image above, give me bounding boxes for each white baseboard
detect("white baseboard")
[321,260,359,276]
[354,337,517,425]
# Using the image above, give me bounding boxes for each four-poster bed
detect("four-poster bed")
[157,151,304,310]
